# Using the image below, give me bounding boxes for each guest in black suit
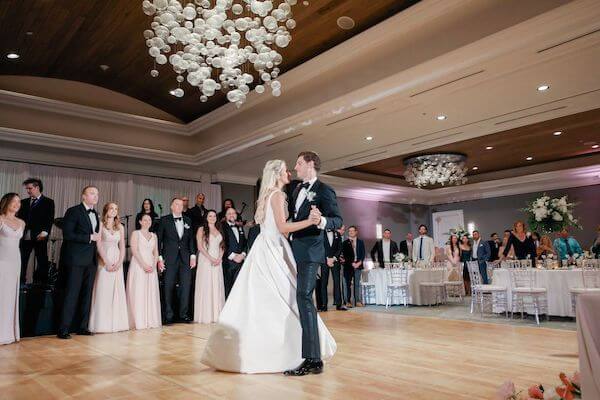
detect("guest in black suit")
[319,225,346,311]
[156,198,197,324]
[135,198,159,232]
[222,207,247,298]
[488,232,501,262]
[370,228,399,268]
[57,186,100,339]
[342,226,365,308]
[16,178,55,286]
[188,192,208,234]
[399,232,413,261]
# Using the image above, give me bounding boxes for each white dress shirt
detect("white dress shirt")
[84,203,97,232]
[382,239,391,263]
[473,239,480,259]
[294,177,327,229]
[413,235,434,262]
[173,214,184,238]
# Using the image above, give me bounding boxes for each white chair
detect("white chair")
[443,262,464,302]
[510,268,548,325]
[570,266,600,314]
[360,280,377,305]
[467,261,508,318]
[385,266,409,308]
[419,268,446,306]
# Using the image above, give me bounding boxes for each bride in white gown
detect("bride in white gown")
[201,160,337,374]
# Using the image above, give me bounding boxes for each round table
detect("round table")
[365,268,451,306]
[491,268,595,317]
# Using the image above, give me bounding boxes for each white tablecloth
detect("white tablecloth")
[365,268,449,306]
[492,268,594,317]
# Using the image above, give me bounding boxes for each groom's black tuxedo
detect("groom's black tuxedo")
[290,178,342,361]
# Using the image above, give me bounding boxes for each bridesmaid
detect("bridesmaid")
[459,235,473,296]
[445,234,461,280]
[194,210,226,324]
[89,202,129,333]
[127,214,162,330]
[0,193,24,345]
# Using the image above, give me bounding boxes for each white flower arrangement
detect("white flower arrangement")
[523,194,580,234]
[393,252,406,262]
[447,226,470,243]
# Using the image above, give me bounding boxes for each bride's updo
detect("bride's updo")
[254,160,287,225]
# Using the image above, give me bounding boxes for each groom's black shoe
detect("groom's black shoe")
[284,359,324,376]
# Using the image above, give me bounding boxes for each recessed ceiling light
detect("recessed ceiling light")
[99,64,110,71]
[6,53,19,59]
[337,16,355,30]
[365,136,373,141]
[485,146,493,150]
[26,31,33,36]
[553,131,562,136]
[537,84,550,91]
[525,156,533,161]
[472,166,479,171]
[436,115,447,120]
[592,144,599,149]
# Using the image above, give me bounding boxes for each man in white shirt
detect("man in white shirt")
[412,224,435,264]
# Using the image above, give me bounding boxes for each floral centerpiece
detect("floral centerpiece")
[523,195,580,235]
[447,226,470,243]
[393,252,406,263]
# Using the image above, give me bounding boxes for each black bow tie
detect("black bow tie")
[174,217,182,221]
[87,209,95,214]
[300,182,310,190]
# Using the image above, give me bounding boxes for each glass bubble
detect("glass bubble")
[232,4,243,15]
[149,46,161,57]
[270,80,281,90]
[255,84,265,94]
[150,69,159,77]
[286,19,296,29]
[176,75,184,83]
[183,6,196,20]
[156,54,168,64]
[275,34,290,47]
[272,88,281,97]
[200,95,208,102]
[153,0,168,10]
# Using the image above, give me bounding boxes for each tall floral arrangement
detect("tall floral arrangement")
[523,195,580,234]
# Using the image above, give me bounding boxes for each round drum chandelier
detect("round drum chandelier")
[141,0,299,106]
[403,153,468,188]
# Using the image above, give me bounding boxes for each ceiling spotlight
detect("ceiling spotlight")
[26,31,33,36]
[337,16,355,30]
[592,144,599,149]
[436,115,447,120]
[537,84,550,91]
[472,166,479,171]
[6,53,19,59]
[526,156,533,161]
[485,146,494,150]
[553,131,562,136]
[365,136,373,141]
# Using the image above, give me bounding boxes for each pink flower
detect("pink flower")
[570,372,580,387]
[528,385,544,399]
[497,381,516,400]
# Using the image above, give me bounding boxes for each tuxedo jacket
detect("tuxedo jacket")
[222,221,248,262]
[61,203,99,267]
[156,214,196,266]
[188,205,207,232]
[16,195,55,239]
[399,240,412,259]
[370,239,399,267]
[290,179,343,264]
[342,238,366,269]
[324,230,343,260]
[488,240,500,261]
[412,235,435,262]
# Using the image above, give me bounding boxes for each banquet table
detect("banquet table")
[365,268,450,306]
[491,268,597,317]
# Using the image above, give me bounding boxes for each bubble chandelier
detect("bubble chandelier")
[142,0,298,106]
[403,153,468,188]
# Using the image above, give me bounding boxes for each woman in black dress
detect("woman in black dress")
[135,198,159,232]
[459,235,472,296]
[502,220,537,267]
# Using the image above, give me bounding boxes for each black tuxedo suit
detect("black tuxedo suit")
[370,239,399,268]
[488,240,500,261]
[222,221,247,298]
[188,204,208,233]
[290,178,342,360]
[342,238,366,305]
[58,203,99,333]
[157,214,196,321]
[16,195,55,284]
[317,230,343,308]
[399,240,411,258]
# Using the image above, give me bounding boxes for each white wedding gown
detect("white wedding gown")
[201,190,337,373]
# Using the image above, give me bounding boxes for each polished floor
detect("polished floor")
[0,311,578,399]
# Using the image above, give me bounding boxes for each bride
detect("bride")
[201,159,337,374]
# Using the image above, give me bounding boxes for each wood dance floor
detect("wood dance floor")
[0,311,579,399]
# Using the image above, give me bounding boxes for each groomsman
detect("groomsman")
[399,232,414,261]
[222,207,247,298]
[342,226,365,307]
[413,225,435,263]
[472,230,491,284]
[157,198,196,324]
[17,178,55,286]
[57,186,100,339]
[319,225,346,311]
[488,232,501,261]
[189,192,208,233]
[370,228,398,268]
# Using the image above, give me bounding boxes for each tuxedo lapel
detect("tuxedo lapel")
[297,179,320,219]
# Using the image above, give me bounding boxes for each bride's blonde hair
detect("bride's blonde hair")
[254,159,287,224]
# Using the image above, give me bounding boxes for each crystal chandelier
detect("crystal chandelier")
[403,153,468,188]
[142,0,298,106]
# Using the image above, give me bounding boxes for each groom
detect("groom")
[285,151,343,376]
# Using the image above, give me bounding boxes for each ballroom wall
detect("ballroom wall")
[220,182,256,223]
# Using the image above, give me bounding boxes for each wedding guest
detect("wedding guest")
[217,198,235,222]
[342,226,365,308]
[399,232,413,261]
[445,234,460,269]
[413,224,435,263]
[16,178,55,287]
[0,193,24,345]
[127,214,162,330]
[537,235,556,259]
[370,228,399,268]
[135,198,159,232]
[222,207,247,299]
[321,225,346,311]
[157,198,196,324]
[553,228,583,261]
[499,231,515,259]
[182,196,192,220]
[502,221,537,266]
[188,192,208,233]
[194,210,225,323]
[459,235,472,296]
[488,232,501,262]
[89,202,129,333]
[58,186,101,339]
[592,225,600,259]
[471,230,491,284]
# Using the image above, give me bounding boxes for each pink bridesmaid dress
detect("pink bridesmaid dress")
[89,227,129,333]
[126,230,161,330]
[0,221,23,345]
[194,233,225,323]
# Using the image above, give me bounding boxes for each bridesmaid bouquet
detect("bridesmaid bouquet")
[524,195,580,234]
[496,371,581,400]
